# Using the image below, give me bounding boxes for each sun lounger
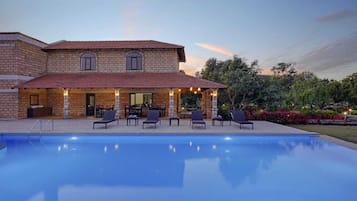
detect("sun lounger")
[93,110,117,129]
[231,110,254,129]
[142,110,160,128]
[191,110,206,129]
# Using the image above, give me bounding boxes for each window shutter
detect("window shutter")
[126,56,131,70]
[80,58,84,70]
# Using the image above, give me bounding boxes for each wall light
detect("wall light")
[63,88,68,97]
[115,89,120,96]
[190,87,193,91]
[212,90,217,97]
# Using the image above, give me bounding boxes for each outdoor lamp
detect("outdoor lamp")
[63,88,68,96]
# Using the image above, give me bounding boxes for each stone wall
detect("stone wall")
[0,92,18,119]
[0,41,16,74]
[16,41,47,76]
[0,36,47,119]
[46,49,179,73]
[18,89,48,118]
[47,89,64,117]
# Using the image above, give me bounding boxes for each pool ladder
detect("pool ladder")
[31,119,54,132]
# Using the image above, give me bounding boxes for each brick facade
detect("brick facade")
[46,49,179,73]
[0,33,47,119]
[0,92,18,119]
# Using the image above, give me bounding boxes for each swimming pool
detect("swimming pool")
[1,134,356,201]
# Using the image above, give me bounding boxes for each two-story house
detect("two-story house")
[0,32,225,120]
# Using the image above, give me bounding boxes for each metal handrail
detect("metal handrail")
[31,120,41,131]
[31,119,54,132]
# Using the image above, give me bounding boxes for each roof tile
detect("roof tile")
[17,72,226,89]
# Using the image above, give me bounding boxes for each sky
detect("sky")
[1,0,357,80]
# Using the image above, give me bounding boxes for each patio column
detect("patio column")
[114,88,120,119]
[169,88,174,117]
[63,88,69,119]
[211,89,218,118]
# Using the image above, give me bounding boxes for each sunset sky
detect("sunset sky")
[1,0,356,79]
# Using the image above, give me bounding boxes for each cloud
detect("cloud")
[179,64,200,76]
[186,56,207,66]
[297,33,357,79]
[119,0,160,39]
[257,66,273,75]
[195,42,234,57]
[121,1,142,38]
[179,56,208,75]
[317,9,357,22]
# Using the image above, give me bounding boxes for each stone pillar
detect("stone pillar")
[114,88,120,119]
[211,89,218,118]
[178,89,182,113]
[169,88,174,117]
[63,88,69,119]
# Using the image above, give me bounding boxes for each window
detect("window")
[129,93,152,107]
[30,95,39,106]
[80,53,96,71]
[126,51,142,70]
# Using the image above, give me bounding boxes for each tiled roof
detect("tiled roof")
[44,40,183,49]
[17,72,226,89]
[43,40,186,62]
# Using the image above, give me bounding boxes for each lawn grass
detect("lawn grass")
[290,124,357,144]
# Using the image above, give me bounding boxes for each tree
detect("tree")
[255,75,282,111]
[289,73,334,110]
[341,73,357,107]
[201,56,263,109]
[270,63,298,108]
[327,80,343,103]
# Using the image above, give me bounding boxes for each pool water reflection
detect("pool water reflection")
[0,134,356,201]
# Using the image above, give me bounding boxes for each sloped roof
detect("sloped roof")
[44,40,186,62]
[0,32,48,48]
[17,72,226,89]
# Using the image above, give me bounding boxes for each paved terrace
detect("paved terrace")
[0,118,311,134]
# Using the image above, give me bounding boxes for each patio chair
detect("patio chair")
[230,110,254,129]
[191,110,206,129]
[93,110,117,129]
[142,110,160,128]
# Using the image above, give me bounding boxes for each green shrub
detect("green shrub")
[218,104,231,120]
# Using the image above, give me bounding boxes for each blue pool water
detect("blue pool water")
[0,134,357,201]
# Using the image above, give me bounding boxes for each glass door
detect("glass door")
[86,93,95,116]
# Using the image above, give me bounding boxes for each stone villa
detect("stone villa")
[0,32,225,120]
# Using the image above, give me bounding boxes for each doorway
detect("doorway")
[86,93,95,116]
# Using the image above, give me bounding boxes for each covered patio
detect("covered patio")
[17,72,226,119]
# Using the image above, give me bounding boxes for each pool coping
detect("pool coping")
[319,135,357,150]
[2,132,357,151]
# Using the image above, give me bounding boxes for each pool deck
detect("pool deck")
[1,118,357,150]
[1,118,310,134]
